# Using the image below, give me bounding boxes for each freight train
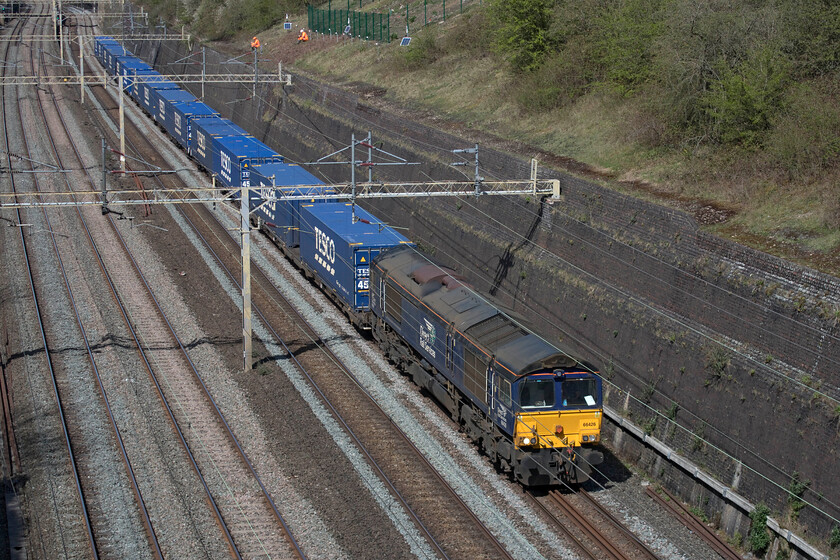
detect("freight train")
[93,37,604,486]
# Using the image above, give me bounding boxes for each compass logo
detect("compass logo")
[419,318,436,358]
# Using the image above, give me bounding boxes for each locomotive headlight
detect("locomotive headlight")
[523,437,532,445]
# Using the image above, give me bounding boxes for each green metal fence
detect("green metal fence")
[308,5,391,43]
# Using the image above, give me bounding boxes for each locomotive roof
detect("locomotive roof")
[375,246,579,376]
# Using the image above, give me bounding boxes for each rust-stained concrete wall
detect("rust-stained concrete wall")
[128,36,840,555]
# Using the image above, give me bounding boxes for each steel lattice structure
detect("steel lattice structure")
[0,180,561,209]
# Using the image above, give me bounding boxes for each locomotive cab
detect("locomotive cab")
[511,370,604,485]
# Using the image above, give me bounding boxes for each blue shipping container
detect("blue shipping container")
[191,117,251,160]
[116,57,152,85]
[102,45,132,75]
[166,101,219,151]
[125,68,160,100]
[137,79,180,115]
[94,36,119,62]
[299,203,412,310]
[249,162,329,248]
[197,135,282,190]
[152,89,197,127]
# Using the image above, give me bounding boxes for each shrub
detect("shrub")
[242,0,286,33]
[829,525,840,549]
[593,0,665,96]
[701,47,790,147]
[787,471,810,521]
[513,47,594,111]
[778,1,840,79]
[705,347,730,378]
[748,503,772,555]
[440,10,492,54]
[488,0,555,71]
[396,32,441,70]
[766,77,840,180]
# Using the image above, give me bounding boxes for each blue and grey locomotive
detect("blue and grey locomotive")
[369,246,604,486]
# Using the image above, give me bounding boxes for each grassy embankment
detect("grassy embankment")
[163,0,840,276]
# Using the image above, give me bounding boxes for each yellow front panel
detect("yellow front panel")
[514,410,602,449]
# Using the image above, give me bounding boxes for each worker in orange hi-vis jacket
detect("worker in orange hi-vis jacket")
[251,36,261,50]
[297,29,309,43]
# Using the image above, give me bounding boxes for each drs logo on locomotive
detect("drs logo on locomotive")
[419,318,437,358]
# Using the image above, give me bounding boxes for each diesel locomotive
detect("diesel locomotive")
[369,246,603,486]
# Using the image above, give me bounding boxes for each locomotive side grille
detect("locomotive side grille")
[385,281,403,323]
[464,349,488,405]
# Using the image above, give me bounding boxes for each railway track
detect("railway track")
[1,7,732,559]
[645,486,742,560]
[107,95,517,559]
[3,6,153,557]
[528,488,661,560]
[188,204,517,559]
[1,6,308,557]
[61,13,308,559]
